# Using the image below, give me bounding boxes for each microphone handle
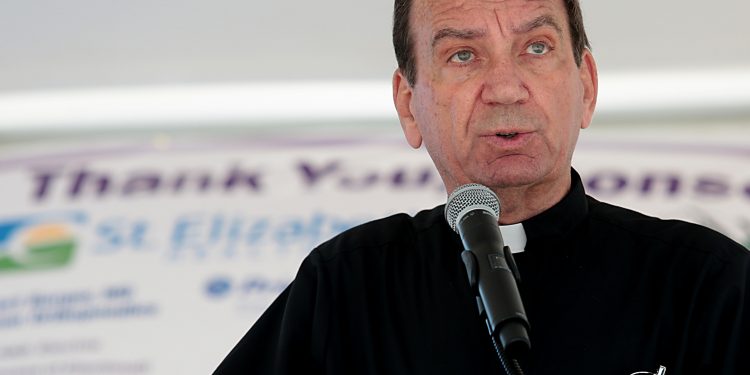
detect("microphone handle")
[457,209,530,358]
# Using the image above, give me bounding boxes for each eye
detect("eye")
[526,42,551,56]
[449,50,475,63]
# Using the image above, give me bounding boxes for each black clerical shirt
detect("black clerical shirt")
[215,170,749,375]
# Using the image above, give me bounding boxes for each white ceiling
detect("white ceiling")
[1,0,749,93]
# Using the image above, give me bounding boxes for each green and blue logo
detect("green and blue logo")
[0,212,86,273]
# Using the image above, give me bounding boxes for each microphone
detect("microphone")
[445,183,530,359]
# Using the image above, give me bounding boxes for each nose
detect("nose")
[480,59,530,105]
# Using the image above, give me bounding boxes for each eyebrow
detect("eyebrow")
[430,14,563,49]
[513,14,563,36]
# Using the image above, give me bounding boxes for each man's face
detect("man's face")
[394,0,597,195]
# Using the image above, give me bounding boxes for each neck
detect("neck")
[494,172,572,225]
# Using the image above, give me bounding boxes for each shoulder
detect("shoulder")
[310,205,450,263]
[586,196,749,264]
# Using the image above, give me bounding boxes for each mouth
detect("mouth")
[495,132,519,139]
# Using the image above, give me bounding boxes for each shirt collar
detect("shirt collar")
[521,168,589,242]
[499,223,527,254]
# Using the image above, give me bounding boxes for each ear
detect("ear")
[578,49,598,130]
[393,69,423,148]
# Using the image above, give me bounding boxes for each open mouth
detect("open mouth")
[496,132,519,139]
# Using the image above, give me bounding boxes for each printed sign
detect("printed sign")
[0,125,747,374]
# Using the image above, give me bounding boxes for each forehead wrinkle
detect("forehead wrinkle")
[431,28,487,48]
[489,1,560,36]
[422,0,496,29]
[423,0,561,34]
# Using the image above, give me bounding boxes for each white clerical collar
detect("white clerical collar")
[499,223,526,254]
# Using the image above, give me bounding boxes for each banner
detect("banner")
[0,125,748,374]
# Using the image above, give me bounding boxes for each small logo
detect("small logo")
[205,277,232,298]
[0,212,85,273]
[631,365,667,375]
[204,275,290,301]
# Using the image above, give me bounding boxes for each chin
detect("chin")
[476,164,550,189]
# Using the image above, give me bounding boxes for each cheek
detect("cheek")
[419,88,457,140]
[548,76,584,124]
[412,91,447,150]
[536,84,583,153]
[446,83,485,141]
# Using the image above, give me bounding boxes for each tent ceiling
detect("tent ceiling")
[1,0,748,92]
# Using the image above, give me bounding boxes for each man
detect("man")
[215,0,749,374]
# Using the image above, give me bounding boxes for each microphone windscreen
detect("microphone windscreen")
[444,183,501,232]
